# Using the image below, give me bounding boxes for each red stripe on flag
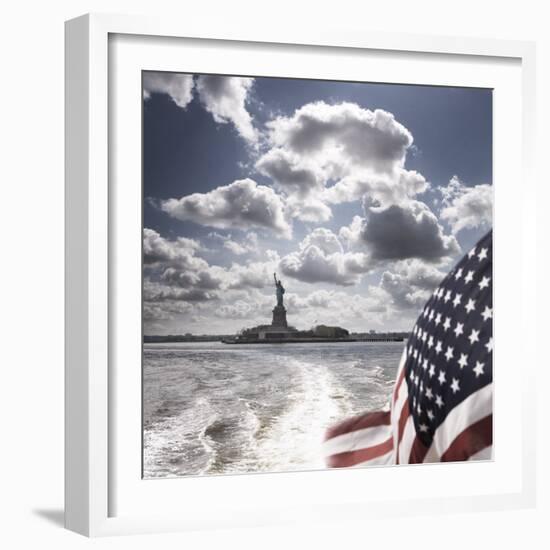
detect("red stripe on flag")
[326,436,394,468]
[393,367,406,403]
[324,411,391,441]
[397,399,410,444]
[441,414,493,462]
[408,434,429,464]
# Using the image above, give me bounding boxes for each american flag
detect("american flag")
[323,230,493,467]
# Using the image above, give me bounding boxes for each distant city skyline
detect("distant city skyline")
[143,73,492,335]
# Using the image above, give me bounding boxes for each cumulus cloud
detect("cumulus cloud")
[143,73,258,145]
[143,228,226,297]
[255,148,333,222]
[143,228,200,266]
[379,259,446,309]
[142,278,213,327]
[267,102,412,172]
[254,101,427,221]
[283,288,389,328]
[323,168,428,206]
[160,267,223,292]
[143,72,194,109]
[214,291,273,320]
[144,228,281,295]
[285,289,333,310]
[285,195,333,223]
[143,229,224,306]
[146,280,218,304]
[208,231,259,255]
[439,176,493,234]
[301,228,345,255]
[227,252,281,290]
[255,148,321,196]
[338,215,365,250]
[279,228,370,286]
[196,75,258,144]
[224,238,255,256]
[143,300,194,322]
[340,200,460,262]
[254,148,330,223]
[161,179,292,238]
[215,300,258,320]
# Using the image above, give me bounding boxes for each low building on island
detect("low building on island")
[312,325,350,339]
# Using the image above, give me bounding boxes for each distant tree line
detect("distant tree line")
[144,334,231,343]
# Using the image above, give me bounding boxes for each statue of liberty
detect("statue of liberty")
[273,272,285,307]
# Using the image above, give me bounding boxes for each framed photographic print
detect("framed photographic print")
[65,13,537,536]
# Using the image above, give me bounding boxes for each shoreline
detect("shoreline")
[144,337,406,344]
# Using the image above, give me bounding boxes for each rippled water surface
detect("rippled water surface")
[143,341,403,478]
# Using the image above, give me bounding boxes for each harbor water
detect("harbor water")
[143,340,403,478]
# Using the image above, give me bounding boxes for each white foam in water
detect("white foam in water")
[144,396,219,477]
[251,360,355,472]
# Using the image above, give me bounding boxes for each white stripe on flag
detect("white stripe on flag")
[391,370,410,462]
[322,423,392,457]
[391,349,407,411]
[398,415,416,464]
[423,382,493,462]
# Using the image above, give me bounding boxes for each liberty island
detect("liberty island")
[222,273,354,344]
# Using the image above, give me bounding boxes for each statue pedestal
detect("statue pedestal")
[271,305,288,328]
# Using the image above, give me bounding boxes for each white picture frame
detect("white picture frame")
[65,13,537,537]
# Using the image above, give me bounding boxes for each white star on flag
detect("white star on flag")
[479,276,490,290]
[482,306,493,321]
[454,322,464,337]
[474,361,485,377]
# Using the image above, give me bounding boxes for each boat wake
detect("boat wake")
[143,341,401,477]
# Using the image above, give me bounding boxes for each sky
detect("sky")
[142,72,493,335]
